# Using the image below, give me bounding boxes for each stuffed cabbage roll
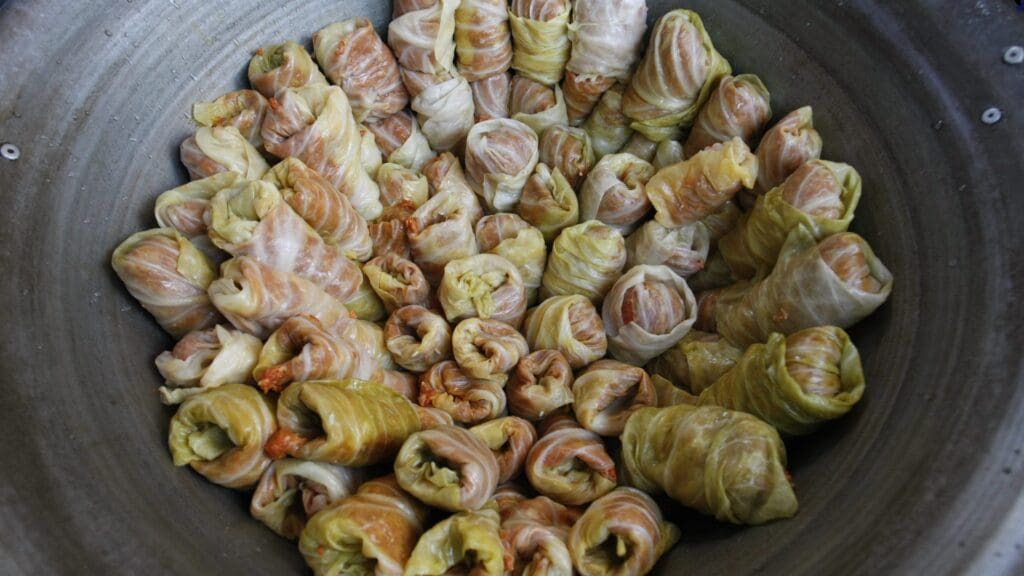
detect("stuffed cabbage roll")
[248,40,328,98]
[112,228,221,338]
[262,157,372,262]
[471,71,512,122]
[618,133,658,164]
[404,508,506,576]
[395,425,500,511]
[402,68,476,152]
[365,111,436,171]
[154,172,241,239]
[193,89,269,149]
[455,0,513,81]
[389,0,459,74]
[475,214,547,305]
[313,18,408,123]
[538,124,595,192]
[385,305,453,373]
[567,488,679,576]
[541,220,626,304]
[378,163,431,212]
[155,325,262,405]
[510,76,570,137]
[583,84,633,159]
[208,257,349,339]
[753,106,823,197]
[493,482,530,513]
[602,265,698,365]
[578,153,655,236]
[624,10,732,142]
[516,163,579,242]
[684,74,772,157]
[469,416,538,483]
[572,360,656,436]
[364,254,432,313]
[406,179,482,285]
[563,0,648,124]
[342,269,387,323]
[261,85,382,220]
[252,315,383,394]
[525,415,617,506]
[709,226,894,346]
[416,405,457,429]
[695,326,865,435]
[206,180,363,302]
[652,139,685,172]
[510,0,572,86]
[719,160,863,279]
[440,254,528,328]
[299,475,428,576]
[626,220,711,279]
[508,349,574,421]
[419,360,507,424]
[465,118,540,211]
[180,126,269,181]
[622,403,798,525]
[523,294,607,369]
[452,317,530,384]
[168,384,276,490]
[265,379,420,466]
[251,459,365,540]
[501,494,580,576]
[646,330,742,395]
[647,137,759,228]
[370,218,412,260]
[421,151,480,208]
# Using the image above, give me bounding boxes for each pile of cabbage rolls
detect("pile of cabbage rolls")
[112,2,893,574]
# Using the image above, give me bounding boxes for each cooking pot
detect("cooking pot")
[1,0,1021,574]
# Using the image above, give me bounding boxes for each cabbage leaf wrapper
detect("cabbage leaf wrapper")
[112,228,221,338]
[385,305,454,373]
[208,257,350,339]
[753,106,823,197]
[180,126,269,181]
[647,137,758,228]
[567,487,679,576]
[404,508,506,576]
[525,415,616,506]
[711,226,894,347]
[501,494,581,576]
[265,379,420,466]
[624,10,732,142]
[508,349,574,421]
[207,180,363,302]
[510,77,570,138]
[440,254,528,328]
[168,384,276,490]
[516,163,579,243]
[475,214,547,305]
[455,0,513,81]
[695,327,866,436]
[263,157,373,262]
[652,139,685,172]
[465,118,540,212]
[646,330,742,395]
[155,325,261,405]
[602,265,698,365]
[369,218,412,260]
[621,404,798,525]
[415,405,457,430]
[719,160,863,279]
[343,270,387,323]
[252,315,384,395]
[401,68,476,151]
[313,18,409,123]
[300,475,429,576]
[625,220,710,279]
[154,172,241,240]
[365,111,436,171]
[583,84,633,160]
[572,359,657,437]
[406,159,483,284]
[193,89,269,149]
[261,85,382,220]
[509,0,572,86]
[578,153,655,236]
[395,425,500,512]
[365,254,432,313]
[539,124,595,191]
[541,220,626,304]
[419,360,507,425]
[251,459,365,540]
[469,416,538,483]
[248,40,327,98]
[523,294,607,369]
[452,317,530,385]
[378,163,430,212]
[471,72,513,122]
[684,74,772,157]
[388,0,459,75]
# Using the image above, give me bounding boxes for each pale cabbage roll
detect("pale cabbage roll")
[578,153,655,236]
[155,325,262,405]
[404,508,505,576]
[572,359,657,436]
[402,68,476,151]
[625,220,711,279]
[154,172,242,239]
[364,110,436,171]
[439,254,528,328]
[508,349,575,421]
[653,139,685,171]
[455,0,513,81]
[539,124,595,190]
[452,317,530,384]
[406,173,482,284]
[180,126,269,181]
[248,40,328,98]
[471,71,512,122]
[525,415,616,506]
[388,0,460,74]
[509,0,572,86]
[619,132,659,163]
[501,495,579,576]
[358,125,384,181]
[541,220,626,304]
[510,76,569,137]
[602,265,698,365]
[251,459,365,540]
[364,253,432,313]
[394,425,500,511]
[419,360,507,425]
[378,163,430,213]
[523,294,607,369]
[516,163,579,242]
[192,89,269,149]
[753,106,823,196]
[684,74,773,157]
[475,213,547,304]
[583,83,633,159]
[369,219,412,260]
[384,305,453,373]
[469,416,538,483]
[465,118,540,211]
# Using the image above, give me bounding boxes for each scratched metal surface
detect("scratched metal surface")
[0,0,1021,574]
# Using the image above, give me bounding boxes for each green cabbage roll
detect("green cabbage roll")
[180,125,269,181]
[621,404,798,525]
[384,305,453,373]
[364,254,432,313]
[248,40,327,98]
[154,172,241,239]
[155,325,261,405]
[404,508,506,576]
[583,84,633,160]
[394,425,500,512]
[523,294,607,369]
[541,220,626,304]
[684,74,772,157]
[509,0,572,86]
[401,68,476,152]
[525,415,617,506]
[419,360,507,425]
[343,269,388,323]
[452,317,530,385]
[516,163,580,243]
[455,0,513,81]
[475,214,547,306]
[406,168,483,284]
[167,384,276,490]
[646,330,742,395]
[439,254,528,328]
[251,459,365,540]
[192,89,269,149]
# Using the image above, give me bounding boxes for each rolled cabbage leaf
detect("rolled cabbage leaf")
[753,106,823,196]
[602,265,698,365]
[578,153,655,236]
[439,254,528,328]
[475,214,546,305]
[525,415,616,506]
[154,172,241,239]
[583,84,633,159]
[646,330,742,395]
[248,40,327,98]
[365,254,432,313]
[523,294,607,369]
[384,305,454,373]
[394,425,500,511]
[516,163,579,242]
[538,124,595,191]
[406,179,482,285]
[364,110,436,171]
[471,71,512,122]
[510,76,569,137]
[652,139,685,171]
[378,163,431,211]
[509,0,572,86]
[625,220,711,279]
[402,68,476,152]
[155,325,261,405]
[388,0,459,74]
[541,220,626,304]
[572,359,657,436]
[415,405,457,429]
[452,317,530,384]
[684,74,772,157]
[404,508,506,576]
[419,360,507,425]
[501,494,580,576]
[455,0,513,81]
[251,459,365,540]
[193,89,269,149]
[508,349,575,421]
[180,126,269,181]
[469,416,538,483]
[465,118,540,212]
[369,218,412,260]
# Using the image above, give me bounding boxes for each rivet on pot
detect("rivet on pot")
[0,143,21,161]
[1004,46,1024,65]
[981,108,1003,125]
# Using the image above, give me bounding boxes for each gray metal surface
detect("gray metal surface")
[0,0,1021,574]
